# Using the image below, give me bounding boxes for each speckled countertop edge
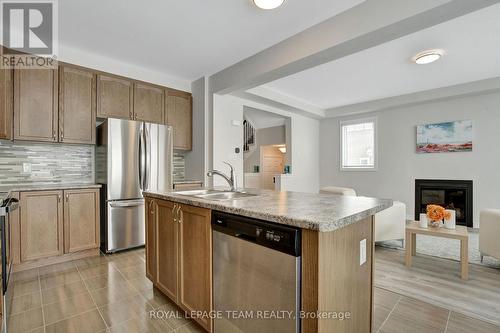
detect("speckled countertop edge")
[143,189,393,232]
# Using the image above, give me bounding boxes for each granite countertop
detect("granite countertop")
[143,189,393,232]
[0,183,101,201]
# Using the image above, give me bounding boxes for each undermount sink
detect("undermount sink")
[173,189,257,201]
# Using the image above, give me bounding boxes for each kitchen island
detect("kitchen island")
[143,189,392,333]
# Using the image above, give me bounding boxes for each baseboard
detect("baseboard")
[13,248,100,272]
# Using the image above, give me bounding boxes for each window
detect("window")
[340,118,377,170]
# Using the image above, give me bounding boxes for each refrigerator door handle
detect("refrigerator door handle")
[109,200,144,208]
[138,125,146,191]
[145,125,151,190]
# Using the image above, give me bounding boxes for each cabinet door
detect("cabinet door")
[145,197,157,283]
[59,66,96,144]
[63,189,100,253]
[14,68,58,142]
[155,199,178,301]
[96,74,133,119]
[134,83,164,123]
[0,67,13,140]
[20,191,63,261]
[166,90,192,150]
[178,204,212,332]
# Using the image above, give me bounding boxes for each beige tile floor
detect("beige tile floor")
[5,248,500,333]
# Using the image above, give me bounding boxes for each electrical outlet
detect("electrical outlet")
[360,239,367,266]
[22,163,32,173]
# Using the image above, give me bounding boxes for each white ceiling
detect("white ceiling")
[59,0,364,81]
[259,4,500,111]
[244,107,286,129]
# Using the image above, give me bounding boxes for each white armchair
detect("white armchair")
[374,201,406,244]
[319,186,357,196]
[319,186,406,244]
[479,209,500,261]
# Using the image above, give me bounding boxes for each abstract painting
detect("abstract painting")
[416,120,473,153]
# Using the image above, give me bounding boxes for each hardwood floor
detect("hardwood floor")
[375,246,500,327]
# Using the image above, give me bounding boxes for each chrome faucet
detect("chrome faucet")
[207,161,236,191]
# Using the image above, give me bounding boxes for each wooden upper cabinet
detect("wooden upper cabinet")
[166,90,192,150]
[96,74,133,119]
[0,67,13,140]
[20,190,64,261]
[59,66,96,144]
[145,197,157,283]
[134,83,164,123]
[14,68,58,142]
[178,203,212,332]
[63,188,100,253]
[155,199,178,301]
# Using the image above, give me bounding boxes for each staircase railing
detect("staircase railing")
[243,119,255,152]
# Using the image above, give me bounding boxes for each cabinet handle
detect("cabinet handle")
[149,200,155,214]
[60,129,64,140]
[172,204,178,223]
[65,194,69,202]
[53,130,56,140]
[58,195,61,202]
[179,208,183,224]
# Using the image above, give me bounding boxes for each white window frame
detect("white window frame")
[340,117,378,171]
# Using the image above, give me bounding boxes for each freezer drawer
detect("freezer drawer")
[106,199,145,252]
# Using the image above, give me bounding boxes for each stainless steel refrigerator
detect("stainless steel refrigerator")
[96,118,173,253]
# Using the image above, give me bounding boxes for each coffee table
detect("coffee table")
[405,221,469,280]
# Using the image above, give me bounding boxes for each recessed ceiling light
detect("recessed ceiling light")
[253,0,286,10]
[412,50,444,65]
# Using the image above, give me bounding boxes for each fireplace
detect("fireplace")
[415,179,473,227]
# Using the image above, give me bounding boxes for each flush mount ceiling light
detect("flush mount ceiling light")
[412,49,444,65]
[253,0,286,10]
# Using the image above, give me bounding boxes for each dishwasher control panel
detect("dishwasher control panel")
[212,211,301,257]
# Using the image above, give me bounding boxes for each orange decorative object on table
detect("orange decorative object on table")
[426,204,452,222]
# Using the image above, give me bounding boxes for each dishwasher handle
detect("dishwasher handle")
[234,232,257,243]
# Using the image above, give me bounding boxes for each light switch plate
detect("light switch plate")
[360,239,367,266]
[22,163,32,173]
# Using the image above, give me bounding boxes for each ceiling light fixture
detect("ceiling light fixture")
[412,49,444,65]
[253,0,286,10]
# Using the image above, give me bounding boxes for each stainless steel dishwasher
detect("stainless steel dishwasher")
[212,211,301,333]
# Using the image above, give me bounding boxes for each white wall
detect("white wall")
[213,94,320,193]
[212,94,245,188]
[184,77,206,181]
[320,92,500,228]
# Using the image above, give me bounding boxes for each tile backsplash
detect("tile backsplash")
[0,140,94,186]
[173,153,185,181]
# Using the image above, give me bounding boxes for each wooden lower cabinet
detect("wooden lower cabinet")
[145,197,157,283]
[178,204,212,331]
[146,197,212,332]
[20,190,64,261]
[64,189,100,253]
[155,199,179,301]
[17,188,100,267]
